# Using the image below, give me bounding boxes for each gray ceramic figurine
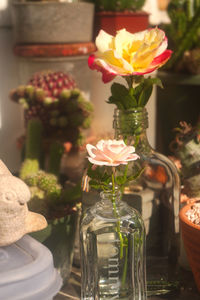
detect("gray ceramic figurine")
[0,160,47,247]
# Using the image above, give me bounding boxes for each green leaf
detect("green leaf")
[126,167,145,182]
[138,85,153,107]
[107,96,124,110]
[137,77,163,107]
[134,80,145,98]
[133,75,144,84]
[147,77,163,89]
[129,87,135,96]
[124,94,138,109]
[89,183,102,190]
[115,176,126,185]
[111,82,129,98]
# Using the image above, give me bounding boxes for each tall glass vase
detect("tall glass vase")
[113,108,180,286]
[80,189,146,300]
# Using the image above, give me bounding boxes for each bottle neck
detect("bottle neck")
[113,107,151,152]
[100,189,121,205]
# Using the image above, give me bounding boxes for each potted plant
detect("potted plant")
[169,121,200,273]
[156,0,200,154]
[11,0,95,44]
[179,201,200,292]
[163,0,200,74]
[86,0,149,37]
[170,121,200,199]
[9,70,93,283]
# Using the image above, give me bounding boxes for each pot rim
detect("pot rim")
[12,1,94,8]
[179,202,200,231]
[96,11,149,17]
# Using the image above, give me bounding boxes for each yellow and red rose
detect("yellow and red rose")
[89,27,172,83]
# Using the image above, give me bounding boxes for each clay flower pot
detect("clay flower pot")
[94,11,149,38]
[179,203,200,292]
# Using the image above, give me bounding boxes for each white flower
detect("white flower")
[86,139,139,167]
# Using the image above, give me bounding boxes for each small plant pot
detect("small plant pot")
[11,1,94,44]
[179,203,200,292]
[94,11,149,38]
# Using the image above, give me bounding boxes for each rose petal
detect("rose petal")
[86,144,97,158]
[88,54,117,83]
[96,30,114,53]
[125,154,140,161]
[96,139,106,151]
[88,157,121,167]
[150,49,172,68]
[86,139,139,167]
[112,146,136,162]
[89,27,171,80]
[114,29,147,57]
[88,157,111,166]
[94,150,113,163]
[155,37,168,57]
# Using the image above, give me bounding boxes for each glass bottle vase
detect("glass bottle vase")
[80,190,146,300]
[113,107,180,283]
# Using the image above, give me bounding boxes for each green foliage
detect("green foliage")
[107,76,163,109]
[10,82,93,148]
[20,159,39,180]
[19,117,81,219]
[11,71,89,219]
[87,165,111,190]
[86,162,143,192]
[25,119,43,160]
[87,0,145,11]
[25,169,82,218]
[164,0,200,70]
[47,142,65,176]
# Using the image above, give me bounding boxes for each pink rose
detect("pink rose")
[86,139,139,167]
[88,27,172,83]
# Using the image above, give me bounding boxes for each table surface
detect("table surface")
[54,265,200,300]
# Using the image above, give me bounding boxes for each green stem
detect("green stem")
[48,142,64,176]
[111,170,124,258]
[122,238,128,284]
[134,134,140,148]
[111,168,128,287]
[111,170,115,194]
[166,5,200,69]
[25,119,43,160]
[124,75,134,89]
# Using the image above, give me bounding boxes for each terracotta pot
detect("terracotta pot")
[179,203,200,292]
[94,11,149,38]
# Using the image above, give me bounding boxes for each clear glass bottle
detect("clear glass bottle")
[80,189,146,300]
[113,108,180,283]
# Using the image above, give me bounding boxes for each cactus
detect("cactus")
[20,159,40,180]
[164,0,200,71]
[170,121,200,198]
[25,118,43,160]
[10,71,93,147]
[87,0,145,11]
[166,5,200,70]
[47,142,65,177]
[12,71,90,219]
[20,120,81,219]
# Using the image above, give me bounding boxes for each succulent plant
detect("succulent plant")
[20,118,82,219]
[87,0,145,11]
[163,0,200,72]
[10,71,93,148]
[170,121,200,198]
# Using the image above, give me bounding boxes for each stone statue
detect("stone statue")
[0,160,47,246]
